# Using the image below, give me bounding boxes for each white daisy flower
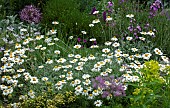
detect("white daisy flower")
[42,77,48,81]
[30,77,38,84]
[52,21,59,24]
[102,48,110,53]
[46,59,53,64]
[126,14,134,18]
[94,100,102,107]
[68,54,74,57]
[104,41,112,46]
[126,36,133,41]
[82,74,91,79]
[54,50,60,54]
[90,38,96,41]
[106,16,112,21]
[111,36,118,41]
[112,42,120,47]
[154,48,163,55]
[92,19,100,24]
[89,24,94,27]
[131,48,138,52]
[81,31,87,34]
[142,53,152,60]
[74,44,81,49]
[139,37,145,41]
[75,66,83,71]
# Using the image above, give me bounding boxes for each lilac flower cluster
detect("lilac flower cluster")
[149,0,162,18]
[19,5,42,23]
[92,76,126,98]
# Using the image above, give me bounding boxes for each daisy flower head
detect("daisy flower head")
[106,16,112,21]
[104,41,112,46]
[50,29,57,34]
[89,24,94,27]
[41,77,48,81]
[74,44,81,49]
[112,42,120,47]
[82,74,91,79]
[142,53,152,60]
[92,19,100,24]
[90,38,96,41]
[94,100,102,107]
[126,14,134,18]
[126,36,133,41]
[52,21,59,25]
[131,48,138,52]
[88,54,95,60]
[111,36,118,41]
[161,56,169,63]
[54,50,60,54]
[147,30,155,36]
[30,77,38,84]
[154,48,163,55]
[81,31,87,34]
[139,37,145,41]
[102,48,110,53]
[46,59,53,64]
[69,36,74,39]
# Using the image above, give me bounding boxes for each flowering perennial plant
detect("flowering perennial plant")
[92,76,126,98]
[19,5,42,23]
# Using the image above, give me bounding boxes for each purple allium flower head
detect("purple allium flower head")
[19,5,42,23]
[103,11,107,21]
[91,7,97,15]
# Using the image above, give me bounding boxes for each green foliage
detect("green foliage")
[42,0,95,39]
[6,91,77,108]
[129,60,170,108]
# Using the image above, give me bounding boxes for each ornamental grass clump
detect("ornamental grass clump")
[19,5,42,24]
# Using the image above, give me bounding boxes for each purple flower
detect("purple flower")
[108,1,113,7]
[93,41,97,45]
[77,38,81,42]
[92,76,126,98]
[103,11,107,21]
[83,39,87,43]
[136,25,142,31]
[19,5,42,23]
[0,47,5,52]
[149,0,162,18]
[102,91,110,98]
[91,7,97,15]
[128,25,133,32]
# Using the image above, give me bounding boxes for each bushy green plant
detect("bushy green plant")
[6,91,77,108]
[129,60,170,108]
